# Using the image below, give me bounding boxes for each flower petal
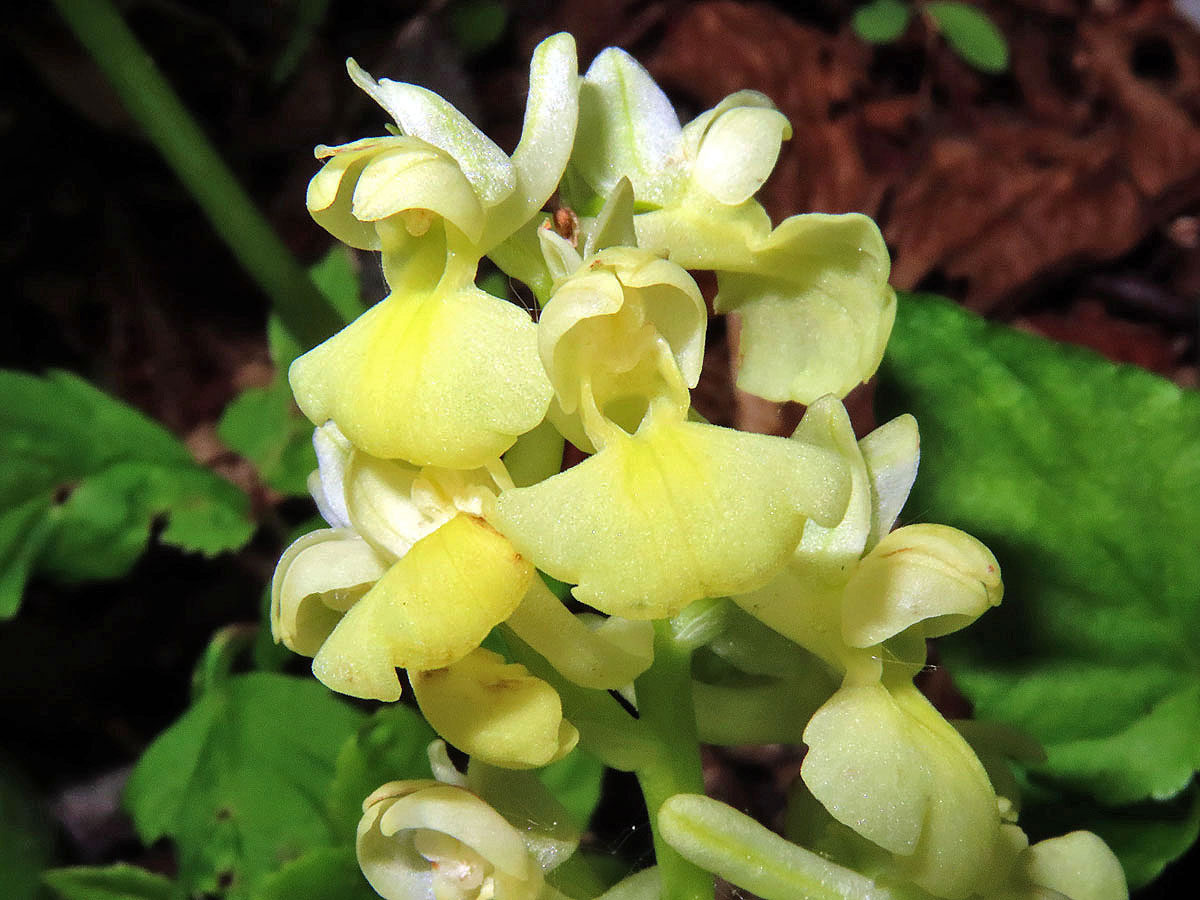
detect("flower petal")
[270,528,389,656]
[347,61,516,207]
[1019,831,1127,900]
[841,523,1003,648]
[802,681,1001,897]
[858,413,919,551]
[505,576,654,689]
[574,47,683,206]
[312,516,533,701]
[492,414,849,619]
[289,285,552,469]
[717,212,895,404]
[481,33,580,250]
[412,648,578,769]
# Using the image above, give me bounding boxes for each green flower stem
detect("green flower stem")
[634,620,713,900]
[51,0,343,351]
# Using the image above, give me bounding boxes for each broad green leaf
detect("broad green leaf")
[252,846,377,900]
[326,704,437,838]
[0,756,54,900]
[0,370,254,618]
[537,748,606,831]
[42,865,183,900]
[125,673,364,899]
[852,0,911,44]
[926,2,1009,73]
[217,377,314,496]
[876,292,1200,874]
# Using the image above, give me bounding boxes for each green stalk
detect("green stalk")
[51,0,343,350]
[634,621,713,900]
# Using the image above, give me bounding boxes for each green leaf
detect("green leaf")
[876,292,1200,876]
[43,865,183,900]
[449,0,508,56]
[925,2,1009,73]
[217,376,315,497]
[218,249,364,498]
[538,748,606,830]
[125,673,364,899]
[0,756,54,900]
[307,247,366,331]
[325,704,437,839]
[0,370,255,618]
[252,846,377,900]
[852,0,911,43]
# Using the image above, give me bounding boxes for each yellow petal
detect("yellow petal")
[270,528,390,656]
[307,137,394,249]
[352,141,486,243]
[717,212,895,404]
[358,782,543,900]
[802,681,1001,898]
[289,285,552,469]
[412,648,579,769]
[312,515,533,701]
[1019,831,1128,900]
[841,523,1003,648]
[790,395,873,563]
[492,413,849,619]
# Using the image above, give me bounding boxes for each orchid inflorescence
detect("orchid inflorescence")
[271,33,1128,900]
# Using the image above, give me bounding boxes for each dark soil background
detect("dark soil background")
[3,0,1198,895]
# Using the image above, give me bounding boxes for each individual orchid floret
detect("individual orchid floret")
[357,780,546,900]
[357,741,585,900]
[271,431,534,702]
[274,425,654,720]
[309,33,579,280]
[733,395,1001,671]
[727,397,1008,897]
[411,647,579,769]
[800,675,1004,898]
[290,34,580,468]
[536,231,706,450]
[712,214,897,405]
[566,47,895,405]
